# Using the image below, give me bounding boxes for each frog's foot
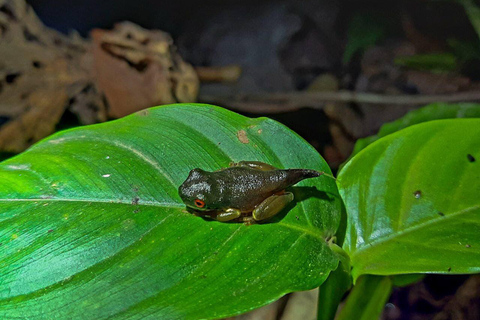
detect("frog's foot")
[229,161,278,171]
[252,192,294,221]
[215,208,242,222]
[242,216,256,226]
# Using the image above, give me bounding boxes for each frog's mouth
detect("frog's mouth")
[185,204,212,212]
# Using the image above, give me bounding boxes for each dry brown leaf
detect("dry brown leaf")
[0,0,104,152]
[0,0,198,153]
[405,71,471,95]
[91,22,199,118]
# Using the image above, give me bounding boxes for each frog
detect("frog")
[178,161,330,223]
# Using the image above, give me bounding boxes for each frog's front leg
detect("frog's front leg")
[252,192,294,221]
[216,208,242,222]
[229,161,278,171]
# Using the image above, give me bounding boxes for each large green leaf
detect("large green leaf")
[0,104,341,319]
[338,119,480,280]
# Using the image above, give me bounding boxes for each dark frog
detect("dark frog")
[178,161,331,223]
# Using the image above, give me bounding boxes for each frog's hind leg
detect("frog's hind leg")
[229,161,278,171]
[216,208,242,222]
[252,192,294,221]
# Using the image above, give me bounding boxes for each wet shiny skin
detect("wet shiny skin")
[178,161,320,222]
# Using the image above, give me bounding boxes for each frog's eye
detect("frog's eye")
[194,199,206,208]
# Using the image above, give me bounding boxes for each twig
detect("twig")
[199,90,480,113]
[195,65,242,83]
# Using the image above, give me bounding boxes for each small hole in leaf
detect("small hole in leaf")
[414,190,422,199]
[467,154,475,162]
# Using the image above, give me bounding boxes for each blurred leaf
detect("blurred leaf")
[335,275,392,320]
[351,103,480,159]
[343,13,388,65]
[448,39,480,61]
[394,53,458,72]
[0,104,342,319]
[457,0,480,40]
[338,119,480,279]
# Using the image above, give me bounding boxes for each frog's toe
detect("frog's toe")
[252,192,294,221]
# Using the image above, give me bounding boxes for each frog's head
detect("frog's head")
[179,168,217,212]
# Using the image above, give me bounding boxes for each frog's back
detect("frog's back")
[213,166,318,212]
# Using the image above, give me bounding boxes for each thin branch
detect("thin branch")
[199,90,480,113]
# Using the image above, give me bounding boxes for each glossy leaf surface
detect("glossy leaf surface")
[0,104,341,319]
[338,119,480,279]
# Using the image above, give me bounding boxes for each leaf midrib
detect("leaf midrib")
[0,198,326,241]
[350,204,480,258]
[0,198,185,208]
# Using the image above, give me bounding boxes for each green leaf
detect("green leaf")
[335,275,392,320]
[394,53,458,72]
[0,104,341,319]
[338,119,480,280]
[343,13,387,65]
[391,274,424,287]
[351,103,480,158]
[457,0,480,40]
[448,38,480,62]
[317,244,352,320]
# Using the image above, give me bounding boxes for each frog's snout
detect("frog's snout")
[179,169,213,211]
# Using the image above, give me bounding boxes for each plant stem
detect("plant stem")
[335,275,393,320]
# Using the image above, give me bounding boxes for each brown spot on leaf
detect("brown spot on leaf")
[257,129,263,134]
[137,109,150,117]
[438,212,445,217]
[237,130,249,144]
[132,196,140,205]
[466,244,471,248]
